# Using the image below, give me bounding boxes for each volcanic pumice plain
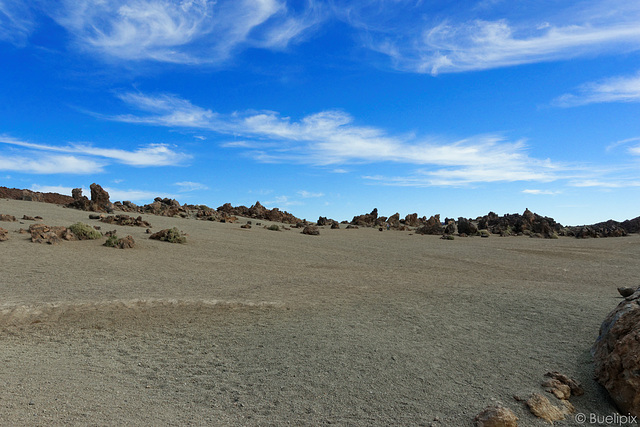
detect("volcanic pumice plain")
[0,198,638,426]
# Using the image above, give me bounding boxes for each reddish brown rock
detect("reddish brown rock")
[29,224,75,244]
[22,215,36,221]
[473,405,518,427]
[302,225,319,235]
[116,235,135,249]
[404,213,421,227]
[0,214,16,222]
[415,215,444,235]
[351,208,378,227]
[0,227,8,241]
[100,215,151,227]
[592,285,640,417]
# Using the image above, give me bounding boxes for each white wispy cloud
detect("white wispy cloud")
[0,155,102,174]
[553,71,640,107]
[49,0,324,64]
[522,189,562,195]
[298,190,324,198]
[175,181,208,192]
[0,135,190,166]
[339,1,640,74]
[0,0,34,45]
[107,91,574,186]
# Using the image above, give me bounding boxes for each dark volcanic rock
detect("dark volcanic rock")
[592,286,640,417]
[351,208,378,227]
[302,225,320,235]
[457,217,478,235]
[415,215,443,235]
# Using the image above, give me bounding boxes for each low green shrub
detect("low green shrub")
[104,235,119,247]
[69,222,102,240]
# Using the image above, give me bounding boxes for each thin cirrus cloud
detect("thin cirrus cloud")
[0,0,34,45]
[49,0,324,64]
[0,134,190,174]
[108,91,570,186]
[553,71,640,107]
[345,1,640,75]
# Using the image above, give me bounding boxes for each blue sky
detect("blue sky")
[1,0,640,225]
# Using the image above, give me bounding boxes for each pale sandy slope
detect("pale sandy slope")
[0,198,638,426]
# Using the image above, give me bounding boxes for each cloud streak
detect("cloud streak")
[553,71,640,106]
[0,135,190,167]
[337,1,640,74]
[49,0,324,64]
[108,91,573,186]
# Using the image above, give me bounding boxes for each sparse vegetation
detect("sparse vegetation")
[267,225,280,231]
[150,227,186,244]
[69,222,102,240]
[104,235,119,247]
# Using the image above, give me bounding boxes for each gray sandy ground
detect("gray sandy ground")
[0,198,638,426]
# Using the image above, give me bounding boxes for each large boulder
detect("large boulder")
[592,286,640,417]
[457,217,478,235]
[302,225,320,235]
[404,213,421,227]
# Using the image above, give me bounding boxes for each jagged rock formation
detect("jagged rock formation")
[415,215,444,235]
[592,285,640,417]
[67,184,114,213]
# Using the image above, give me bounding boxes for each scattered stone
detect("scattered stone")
[104,230,117,237]
[592,285,640,417]
[117,235,135,249]
[526,393,565,424]
[22,215,36,221]
[302,225,319,235]
[346,225,359,229]
[0,214,16,222]
[0,227,8,241]
[240,224,251,229]
[543,372,584,397]
[331,222,340,229]
[473,405,518,427]
[89,214,102,220]
[541,379,571,400]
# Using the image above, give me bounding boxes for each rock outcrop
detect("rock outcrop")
[67,184,114,213]
[415,215,444,235]
[351,208,379,227]
[592,285,640,417]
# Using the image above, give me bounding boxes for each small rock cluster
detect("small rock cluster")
[100,214,151,228]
